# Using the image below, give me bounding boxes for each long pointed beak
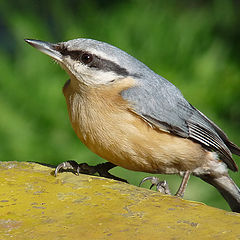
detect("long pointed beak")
[24,39,63,62]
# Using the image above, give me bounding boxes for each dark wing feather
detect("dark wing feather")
[193,107,240,156]
[121,74,238,171]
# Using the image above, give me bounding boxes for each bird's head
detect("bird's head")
[24,38,148,87]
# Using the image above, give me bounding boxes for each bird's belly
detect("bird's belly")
[72,108,208,174]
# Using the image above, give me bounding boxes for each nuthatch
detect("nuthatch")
[25,38,240,212]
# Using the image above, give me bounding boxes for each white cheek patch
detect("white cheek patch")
[64,57,119,85]
[85,69,119,85]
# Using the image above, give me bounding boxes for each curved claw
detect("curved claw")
[139,176,160,187]
[54,160,80,177]
[139,176,171,195]
[150,184,155,190]
[54,162,65,177]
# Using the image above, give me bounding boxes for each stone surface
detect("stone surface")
[0,161,240,240]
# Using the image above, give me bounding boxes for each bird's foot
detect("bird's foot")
[140,171,191,198]
[54,160,128,183]
[139,176,171,195]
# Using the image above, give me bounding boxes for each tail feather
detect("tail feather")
[200,174,240,213]
[227,141,240,157]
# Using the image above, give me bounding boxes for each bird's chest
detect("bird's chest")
[64,88,136,162]
[70,95,115,149]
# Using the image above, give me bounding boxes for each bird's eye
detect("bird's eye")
[81,53,93,64]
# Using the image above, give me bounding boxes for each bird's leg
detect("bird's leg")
[139,171,191,198]
[94,162,128,183]
[54,160,128,183]
[175,171,191,198]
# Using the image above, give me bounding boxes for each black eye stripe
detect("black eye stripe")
[62,49,84,61]
[54,44,69,56]
[92,55,129,76]
[56,47,129,76]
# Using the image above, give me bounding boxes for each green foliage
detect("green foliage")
[0,0,240,211]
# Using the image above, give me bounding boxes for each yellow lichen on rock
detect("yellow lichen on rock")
[0,161,240,240]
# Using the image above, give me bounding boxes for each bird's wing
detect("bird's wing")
[121,75,238,171]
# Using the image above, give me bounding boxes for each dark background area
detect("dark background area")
[0,0,240,211]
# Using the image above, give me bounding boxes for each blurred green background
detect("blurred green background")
[0,0,240,211]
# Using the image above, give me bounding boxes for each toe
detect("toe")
[54,160,80,177]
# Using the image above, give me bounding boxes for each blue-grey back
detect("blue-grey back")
[121,70,237,171]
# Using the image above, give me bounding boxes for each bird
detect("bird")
[24,38,240,212]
